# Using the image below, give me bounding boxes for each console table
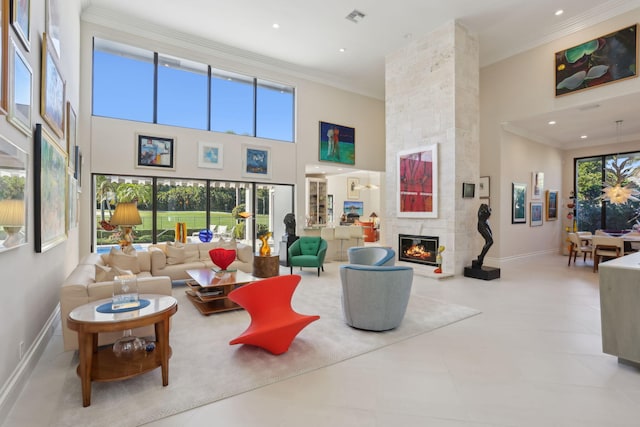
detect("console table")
[599,252,640,365]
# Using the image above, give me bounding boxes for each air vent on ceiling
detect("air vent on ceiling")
[578,103,600,111]
[345,9,365,23]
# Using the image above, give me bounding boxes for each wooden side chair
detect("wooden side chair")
[567,232,592,266]
[228,275,320,355]
[592,235,624,272]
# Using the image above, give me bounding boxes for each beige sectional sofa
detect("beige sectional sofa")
[60,250,172,351]
[60,240,254,352]
[148,240,254,280]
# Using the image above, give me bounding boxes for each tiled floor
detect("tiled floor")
[5,253,640,426]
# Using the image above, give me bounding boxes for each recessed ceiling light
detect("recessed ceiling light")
[339,48,346,53]
[548,120,556,125]
[555,9,564,16]
[272,23,280,29]
[581,135,588,139]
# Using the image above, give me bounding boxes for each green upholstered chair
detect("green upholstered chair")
[288,236,327,276]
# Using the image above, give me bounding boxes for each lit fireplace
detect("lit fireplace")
[398,234,439,266]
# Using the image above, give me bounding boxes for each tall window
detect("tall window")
[155,179,208,242]
[256,79,294,141]
[210,69,254,136]
[157,55,208,130]
[92,38,296,142]
[92,39,154,122]
[575,152,640,232]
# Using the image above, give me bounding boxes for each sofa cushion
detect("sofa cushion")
[149,243,168,254]
[198,239,237,261]
[236,244,253,263]
[95,264,134,282]
[108,247,141,274]
[166,243,186,265]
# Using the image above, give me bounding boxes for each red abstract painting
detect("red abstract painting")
[397,145,438,218]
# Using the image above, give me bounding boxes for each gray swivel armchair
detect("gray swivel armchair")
[347,246,395,266]
[339,264,413,331]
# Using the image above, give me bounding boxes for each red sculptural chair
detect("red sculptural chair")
[228,275,320,355]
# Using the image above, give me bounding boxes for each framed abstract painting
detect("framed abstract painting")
[530,202,543,227]
[242,145,271,179]
[545,190,559,221]
[397,144,438,218]
[555,24,637,96]
[197,141,223,169]
[136,134,175,169]
[318,121,355,165]
[512,182,527,224]
[34,123,67,252]
[41,32,65,139]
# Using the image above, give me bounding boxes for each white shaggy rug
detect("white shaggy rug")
[51,266,480,427]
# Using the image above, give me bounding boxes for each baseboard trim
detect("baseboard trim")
[0,304,60,422]
[490,248,560,265]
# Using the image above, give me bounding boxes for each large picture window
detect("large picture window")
[93,174,294,253]
[575,152,640,232]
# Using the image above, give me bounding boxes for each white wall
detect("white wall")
[0,0,82,417]
[480,8,640,261]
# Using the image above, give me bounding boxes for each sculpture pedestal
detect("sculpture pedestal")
[254,255,280,278]
[464,266,500,281]
[279,235,299,266]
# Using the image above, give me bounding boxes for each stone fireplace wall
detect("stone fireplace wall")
[384,21,480,276]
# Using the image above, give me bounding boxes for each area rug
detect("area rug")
[51,269,480,427]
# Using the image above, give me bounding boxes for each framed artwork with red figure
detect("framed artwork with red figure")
[397,144,438,218]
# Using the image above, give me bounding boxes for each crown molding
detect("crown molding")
[482,0,640,67]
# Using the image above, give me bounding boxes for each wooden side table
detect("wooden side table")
[67,294,178,407]
[253,255,280,278]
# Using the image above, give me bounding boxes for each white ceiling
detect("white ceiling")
[82,0,640,161]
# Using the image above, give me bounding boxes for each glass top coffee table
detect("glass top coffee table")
[185,268,258,315]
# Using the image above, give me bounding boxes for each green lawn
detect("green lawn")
[96,210,268,244]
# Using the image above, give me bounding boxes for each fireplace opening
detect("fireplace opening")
[398,234,439,266]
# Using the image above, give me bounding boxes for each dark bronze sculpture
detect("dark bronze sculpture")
[472,203,493,269]
[284,213,296,237]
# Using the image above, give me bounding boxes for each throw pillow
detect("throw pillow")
[95,264,116,282]
[166,244,186,265]
[122,245,137,255]
[198,242,219,261]
[109,247,141,274]
[218,238,238,252]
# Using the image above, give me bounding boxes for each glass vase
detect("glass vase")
[113,329,145,358]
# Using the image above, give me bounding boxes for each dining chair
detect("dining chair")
[567,232,592,266]
[592,235,624,272]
